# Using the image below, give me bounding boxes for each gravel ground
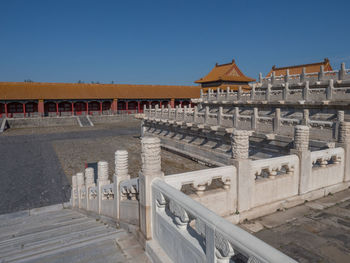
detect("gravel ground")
[0,120,206,214]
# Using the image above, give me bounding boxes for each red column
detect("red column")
[38,100,44,117]
[125,101,128,114]
[137,101,141,113]
[180,100,183,107]
[111,99,117,114]
[71,102,74,116]
[23,103,26,117]
[99,101,102,115]
[86,102,88,115]
[170,99,175,108]
[5,103,8,117]
[56,103,59,116]
[159,101,162,107]
[148,101,151,108]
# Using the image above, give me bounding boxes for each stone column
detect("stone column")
[139,137,164,241]
[114,150,129,219]
[230,130,253,212]
[273,108,281,133]
[97,161,110,214]
[338,122,350,181]
[291,125,311,194]
[85,167,95,211]
[76,172,85,209]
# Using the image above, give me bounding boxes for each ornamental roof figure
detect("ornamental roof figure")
[265,58,333,78]
[195,59,255,90]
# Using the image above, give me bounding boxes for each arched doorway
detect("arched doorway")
[7,102,23,117]
[74,101,86,115]
[25,102,38,117]
[88,101,100,115]
[58,101,72,116]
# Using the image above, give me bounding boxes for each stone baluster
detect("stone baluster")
[200,89,203,99]
[139,137,164,240]
[114,150,129,219]
[71,175,78,207]
[339,62,346,80]
[338,110,345,122]
[251,107,258,130]
[230,130,253,211]
[167,105,171,120]
[266,84,271,101]
[217,88,221,101]
[76,172,85,209]
[326,79,334,100]
[97,161,110,214]
[271,71,276,84]
[259,72,263,84]
[338,122,350,181]
[303,81,309,101]
[218,106,223,126]
[318,65,325,81]
[183,106,187,121]
[226,86,230,101]
[208,88,212,100]
[155,104,159,118]
[300,67,306,82]
[161,105,164,119]
[250,83,256,101]
[302,109,309,125]
[143,104,147,115]
[85,167,95,210]
[273,108,281,133]
[175,106,179,121]
[285,69,290,83]
[204,106,209,124]
[283,82,289,101]
[291,125,311,194]
[237,86,242,101]
[233,107,239,128]
[193,106,198,123]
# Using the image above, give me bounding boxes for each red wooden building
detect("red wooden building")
[0,82,200,118]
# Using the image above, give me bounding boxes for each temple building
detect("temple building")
[195,59,255,92]
[265,58,333,78]
[0,82,199,118]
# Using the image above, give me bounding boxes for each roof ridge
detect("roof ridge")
[272,58,329,70]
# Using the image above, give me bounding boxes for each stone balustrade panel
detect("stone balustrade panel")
[251,155,299,208]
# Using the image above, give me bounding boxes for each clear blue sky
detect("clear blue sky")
[1,0,350,85]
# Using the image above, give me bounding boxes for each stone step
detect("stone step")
[3,228,126,262]
[0,219,105,254]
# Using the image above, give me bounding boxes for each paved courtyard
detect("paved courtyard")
[0,120,206,215]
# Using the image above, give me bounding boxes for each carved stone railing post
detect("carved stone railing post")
[283,82,289,101]
[319,65,325,81]
[339,62,346,80]
[175,106,179,121]
[266,84,271,101]
[114,150,129,219]
[204,106,209,124]
[259,72,263,84]
[218,106,223,126]
[139,136,164,241]
[291,125,311,194]
[285,69,290,83]
[76,172,85,209]
[300,67,306,82]
[226,86,230,100]
[208,88,212,100]
[167,104,171,119]
[193,106,198,123]
[250,83,256,101]
[230,130,253,211]
[200,89,203,99]
[302,109,309,125]
[85,167,95,211]
[273,108,281,133]
[271,71,275,84]
[161,105,164,119]
[143,104,147,115]
[97,161,110,214]
[237,86,242,101]
[338,122,350,181]
[251,107,258,130]
[71,175,78,208]
[327,79,334,100]
[233,107,239,128]
[303,81,309,101]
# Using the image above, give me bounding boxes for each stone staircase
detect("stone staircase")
[0,206,148,263]
[78,116,93,127]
